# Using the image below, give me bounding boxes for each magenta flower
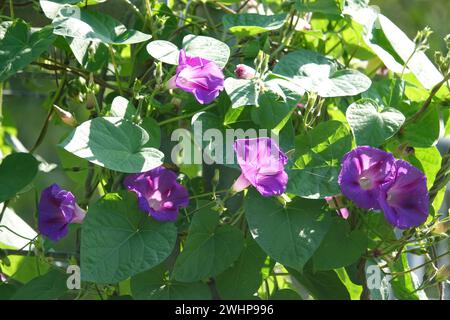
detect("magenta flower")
[235,64,256,80]
[232,137,288,197]
[124,166,189,221]
[378,160,429,229]
[38,184,85,242]
[338,146,396,210]
[167,49,224,105]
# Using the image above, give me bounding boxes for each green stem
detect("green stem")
[158,103,215,126]
[30,76,67,154]
[189,189,228,200]
[108,45,123,95]
[9,0,14,18]
[406,71,450,124]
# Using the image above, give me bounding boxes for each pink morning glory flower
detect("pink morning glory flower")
[167,49,224,105]
[124,166,189,222]
[338,146,396,210]
[378,160,429,229]
[38,184,85,242]
[232,137,288,197]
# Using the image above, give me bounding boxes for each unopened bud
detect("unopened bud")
[53,105,76,126]
[432,220,450,234]
[235,64,256,80]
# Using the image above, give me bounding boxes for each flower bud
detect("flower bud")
[235,64,256,80]
[53,105,76,126]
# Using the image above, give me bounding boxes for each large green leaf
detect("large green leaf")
[376,14,443,89]
[215,238,267,299]
[80,192,177,284]
[52,6,151,45]
[172,204,244,282]
[287,120,353,199]
[224,78,260,108]
[312,218,367,271]
[346,99,405,147]
[0,20,55,81]
[60,117,163,173]
[223,13,287,37]
[182,35,230,69]
[0,153,38,203]
[273,49,371,97]
[245,189,331,271]
[131,264,211,300]
[11,269,67,300]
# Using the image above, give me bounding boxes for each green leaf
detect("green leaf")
[40,0,106,19]
[146,40,179,65]
[273,49,371,97]
[80,192,177,284]
[11,269,67,300]
[390,253,420,300]
[224,78,260,108]
[398,103,439,148]
[182,35,230,69]
[140,117,161,149]
[215,238,267,299]
[312,218,367,271]
[270,289,302,300]
[131,264,211,300]
[52,6,152,45]
[67,38,108,71]
[60,117,164,173]
[0,20,55,81]
[376,14,443,89]
[245,189,331,271]
[346,99,405,147]
[223,13,287,37]
[296,0,344,15]
[172,204,244,282]
[288,265,351,300]
[405,147,444,212]
[0,153,38,203]
[109,96,135,120]
[287,120,352,199]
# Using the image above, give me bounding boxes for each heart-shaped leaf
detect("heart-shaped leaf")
[0,153,39,203]
[182,35,230,69]
[52,6,151,45]
[0,20,55,81]
[273,49,371,97]
[172,204,244,282]
[81,192,177,284]
[223,13,287,37]
[287,120,353,199]
[312,218,367,271]
[346,99,405,146]
[245,189,331,271]
[60,117,164,173]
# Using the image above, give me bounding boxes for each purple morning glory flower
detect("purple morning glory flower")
[124,166,189,221]
[338,146,396,210]
[38,184,85,242]
[378,160,429,229]
[232,137,288,197]
[167,49,224,105]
